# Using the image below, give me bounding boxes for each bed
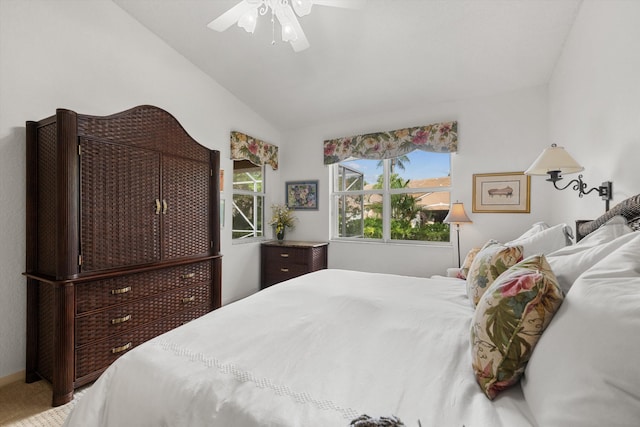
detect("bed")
[63,194,640,427]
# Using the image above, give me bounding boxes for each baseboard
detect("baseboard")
[0,371,25,388]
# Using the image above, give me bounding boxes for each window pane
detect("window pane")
[337,164,364,191]
[390,192,451,241]
[363,193,383,239]
[336,195,364,237]
[393,151,450,182]
[233,160,263,192]
[232,194,263,239]
[389,151,451,242]
[338,159,382,189]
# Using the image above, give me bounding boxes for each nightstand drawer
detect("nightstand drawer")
[263,247,308,265]
[264,262,308,279]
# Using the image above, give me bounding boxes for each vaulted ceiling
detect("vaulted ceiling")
[113,0,582,130]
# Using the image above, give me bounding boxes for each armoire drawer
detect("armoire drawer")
[76,262,211,314]
[75,304,210,380]
[75,283,210,346]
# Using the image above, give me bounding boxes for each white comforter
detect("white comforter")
[64,269,536,427]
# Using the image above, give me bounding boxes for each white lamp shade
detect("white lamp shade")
[444,202,472,224]
[524,144,584,176]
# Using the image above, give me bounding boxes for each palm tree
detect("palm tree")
[371,173,419,220]
[376,155,410,174]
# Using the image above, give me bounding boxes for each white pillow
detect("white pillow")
[547,232,637,294]
[515,221,550,240]
[573,215,631,248]
[506,223,572,258]
[522,232,640,427]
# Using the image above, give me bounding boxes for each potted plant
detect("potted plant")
[269,204,296,241]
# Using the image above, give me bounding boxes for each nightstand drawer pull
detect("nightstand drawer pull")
[280,268,289,272]
[111,342,132,354]
[280,253,289,258]
[181,273,196,279]
[110,314,131,325]
[182,296,196,303]
[111,286,131,295]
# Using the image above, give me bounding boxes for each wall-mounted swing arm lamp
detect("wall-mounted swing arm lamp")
[443,202,472,268]
[524,144,613,211]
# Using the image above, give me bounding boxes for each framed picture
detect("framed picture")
[285,180,318,210]
[472,172,530,213]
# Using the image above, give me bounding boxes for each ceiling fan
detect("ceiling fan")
[207,0,365,52]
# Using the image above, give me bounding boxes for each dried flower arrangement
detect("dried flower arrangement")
[269,204,296,240]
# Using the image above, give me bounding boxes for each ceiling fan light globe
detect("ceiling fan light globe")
[237,8,258,33]
[292,0,313,16]
[282,24,298,42]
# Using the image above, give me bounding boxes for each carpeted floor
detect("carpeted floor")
[0,380,84,427]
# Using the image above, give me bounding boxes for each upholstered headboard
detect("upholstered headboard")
[575,194,640,241]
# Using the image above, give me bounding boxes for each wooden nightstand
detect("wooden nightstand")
[260,241,328,289]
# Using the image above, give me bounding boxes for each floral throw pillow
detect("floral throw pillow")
[470,254,564,399]
[466,240,523,306]
[457,247,481,279]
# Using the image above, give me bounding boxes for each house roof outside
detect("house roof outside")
[407,177,451,211]
[364,176,451,212]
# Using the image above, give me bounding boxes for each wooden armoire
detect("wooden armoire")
[24,105,222,406]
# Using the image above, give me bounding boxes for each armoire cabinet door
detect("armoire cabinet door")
[80,138,161,271]
[161,155,211,259]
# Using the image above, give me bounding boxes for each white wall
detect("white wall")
[0,0,281,380]
[547,0,640,225]
[281,85,557,277]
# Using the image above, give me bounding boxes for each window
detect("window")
[232,160,264,239]
[332,151,451,242]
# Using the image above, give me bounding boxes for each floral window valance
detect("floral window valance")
[230,131,279,170]
[323,121,458,165]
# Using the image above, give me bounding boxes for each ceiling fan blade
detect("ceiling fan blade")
[311,0,366,9]
[276,4,310,52]
[292,0,365,17]
[207,1,254,32]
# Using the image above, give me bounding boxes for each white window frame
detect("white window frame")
[331,157,452,244]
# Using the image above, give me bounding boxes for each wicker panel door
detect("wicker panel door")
[161,154,210,260]
[80,138,161,271]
